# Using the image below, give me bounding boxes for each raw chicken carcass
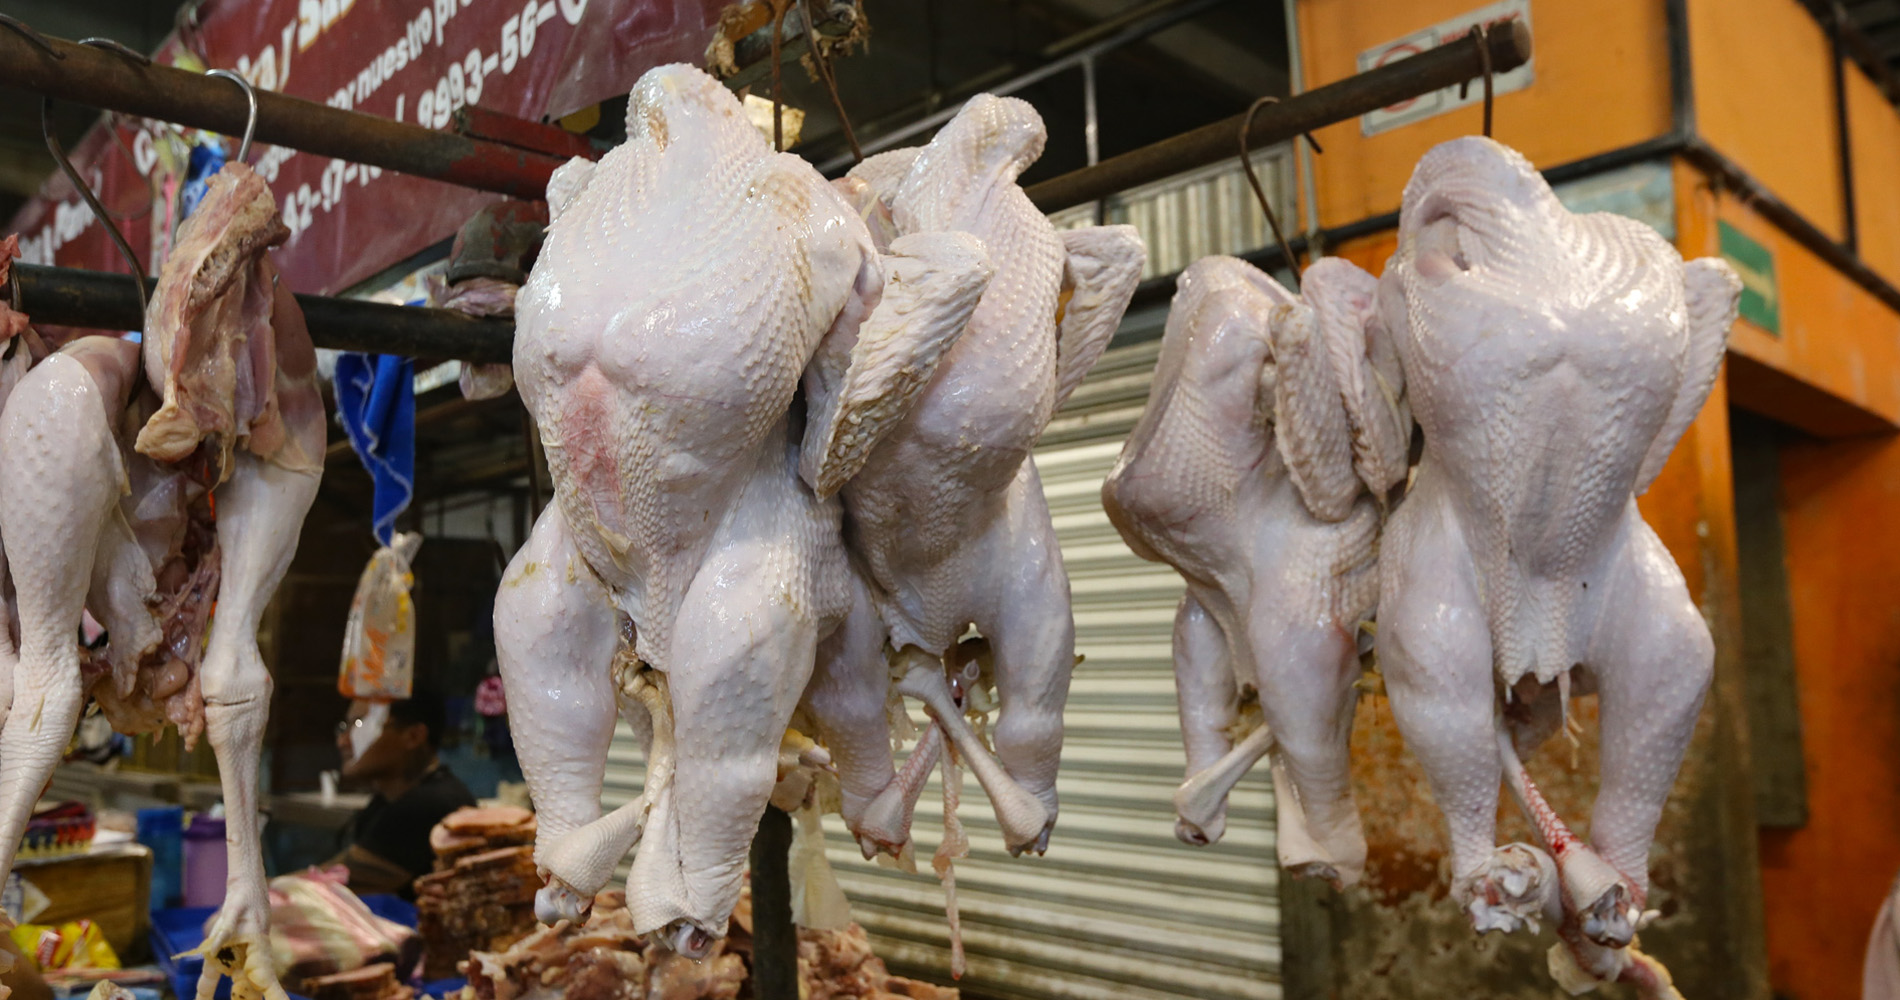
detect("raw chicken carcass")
[1102,253,1409,886]
[829,96,1145,857]
[0,162,324,1000]
[497,64,991,955]
[1371,137,1736,992]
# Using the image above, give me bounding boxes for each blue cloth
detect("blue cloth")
[180,141,227,221]
[334,352,415,545]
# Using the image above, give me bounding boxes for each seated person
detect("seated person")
[329,693,476,898]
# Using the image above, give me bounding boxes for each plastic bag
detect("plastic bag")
[338,533,422,701]
[9,920,118,971]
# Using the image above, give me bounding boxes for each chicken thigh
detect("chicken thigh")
[832,96,1144,856]
[1372,137,1737,991]
[499,64,990,954]
[1102,254,1408,887]
[0,163,324,1000]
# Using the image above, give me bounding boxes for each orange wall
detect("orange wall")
[1762,433,1900,1000]
[1688,0,1845,241]
[1675,163,1900,434]
[1847,64,1900,288]
[1296,0,1672,227]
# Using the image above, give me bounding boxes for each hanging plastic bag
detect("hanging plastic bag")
[338,533,422,701]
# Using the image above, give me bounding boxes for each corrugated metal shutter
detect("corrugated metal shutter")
[598,148,1300,1000]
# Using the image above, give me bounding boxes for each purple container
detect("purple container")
[182,814,228,908]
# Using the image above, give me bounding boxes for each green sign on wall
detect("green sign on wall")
[1719,220,1779,336]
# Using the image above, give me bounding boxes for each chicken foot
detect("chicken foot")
[1174,724,1273,846]
[1497,715,1680,998]
[853,722,942,858]
[1497,715,1645,946]
[889,647,1050,854]
[537,664,676,925]
[191,452,321,1000]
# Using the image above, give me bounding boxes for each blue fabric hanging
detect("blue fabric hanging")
[334,352,416,545]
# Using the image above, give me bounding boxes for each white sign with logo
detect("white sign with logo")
[1357,0,1535,136]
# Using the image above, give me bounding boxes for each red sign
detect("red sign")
[8,0,726,295]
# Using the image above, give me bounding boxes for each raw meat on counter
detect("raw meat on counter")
[301,962,413,1000]
[462,887,953,1000]
[416,807,541,978]
[1371,137,1737,996]
[0,161,325,1000]
[268,868,419,987]
[1102,253,1408,888]
[497,61,991,956]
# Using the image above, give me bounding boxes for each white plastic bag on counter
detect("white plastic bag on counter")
[338,533,422,701]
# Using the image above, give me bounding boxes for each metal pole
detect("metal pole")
[1082,55,1101,169]
[13,264,515,364]
[749,806,797,1000]
[1024,19,1532,213]
[0,30,570,200]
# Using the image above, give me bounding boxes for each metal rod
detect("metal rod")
[12,264,515,364]
[1025,19,1532,213]
[748,806,796,1000]
[1082,55,1100,168]
[0,28,569,199]
[1827,1,1857,254]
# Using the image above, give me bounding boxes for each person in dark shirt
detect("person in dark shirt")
[329,692,476,898]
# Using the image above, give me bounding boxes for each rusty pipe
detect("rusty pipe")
[1024,19,1532,213]
[0,28,571,199]
[12,264,515,364]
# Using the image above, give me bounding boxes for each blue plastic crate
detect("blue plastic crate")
[151,895,417,1000]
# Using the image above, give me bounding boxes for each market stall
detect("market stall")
[0,2,1893,1000]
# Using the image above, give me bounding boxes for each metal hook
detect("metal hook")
[1238,96,1317,286]
[768,0,788,152]
[0,14,62,59]
[42,97,148,314]
[207,68,258,162]
[78,37,151,64]
[1458,25,1495,138]
[803,0,862,164]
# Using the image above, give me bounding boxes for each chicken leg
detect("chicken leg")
[797,572,902,855]
[0,340,144,889]
[189,452,318,1000]
[492,502,621,923]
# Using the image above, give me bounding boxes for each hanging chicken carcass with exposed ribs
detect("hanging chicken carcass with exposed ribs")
[496,64,993,957]
[819,95,1145,860]
[1372,137,1737,996]
[0,162,325,1000]
[1102,253,1409,889]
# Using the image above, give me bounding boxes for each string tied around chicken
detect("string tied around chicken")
[801,0,862,164]
[1237,96,1322,291]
